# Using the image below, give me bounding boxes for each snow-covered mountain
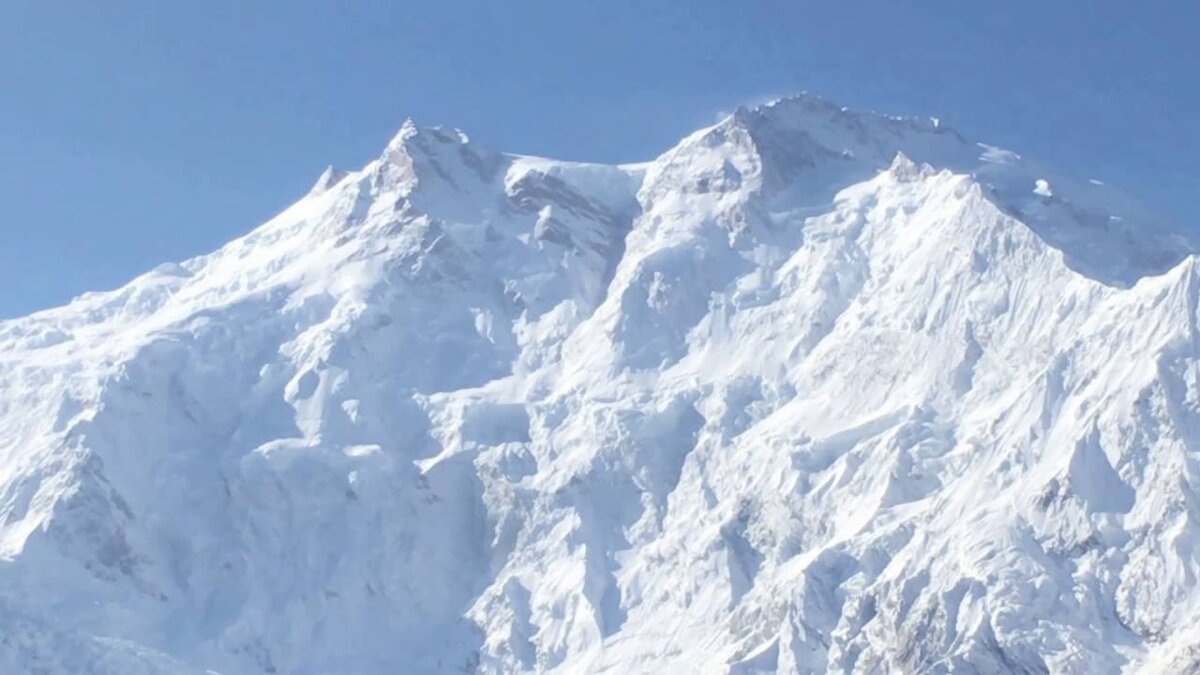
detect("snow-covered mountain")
[2,94,1198,674]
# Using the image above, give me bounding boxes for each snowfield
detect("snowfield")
[1,94,1199,673]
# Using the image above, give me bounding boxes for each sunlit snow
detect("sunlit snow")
[0,94,1197,674]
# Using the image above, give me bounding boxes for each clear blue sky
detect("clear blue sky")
[2,1,1196,318]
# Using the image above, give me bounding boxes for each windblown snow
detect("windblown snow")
[1,95,1199,674]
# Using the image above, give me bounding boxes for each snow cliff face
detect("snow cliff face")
[1,95,1198,674]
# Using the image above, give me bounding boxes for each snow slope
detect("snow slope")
[1,94,1198,674]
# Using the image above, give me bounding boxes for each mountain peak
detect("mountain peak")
[377,119,503,196]
[673,94,1192,286]
[885,151,937,181]
[307,165,351,196]
[383,118,465,158]
[723,92,964,158]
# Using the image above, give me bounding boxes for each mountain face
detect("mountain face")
[1,94,1198,674]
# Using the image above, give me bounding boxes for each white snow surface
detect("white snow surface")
[2,94,1199,673]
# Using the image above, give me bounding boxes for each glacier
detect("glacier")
[1,94,1199,673]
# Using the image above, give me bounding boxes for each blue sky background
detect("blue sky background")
[1,1,1196,318]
